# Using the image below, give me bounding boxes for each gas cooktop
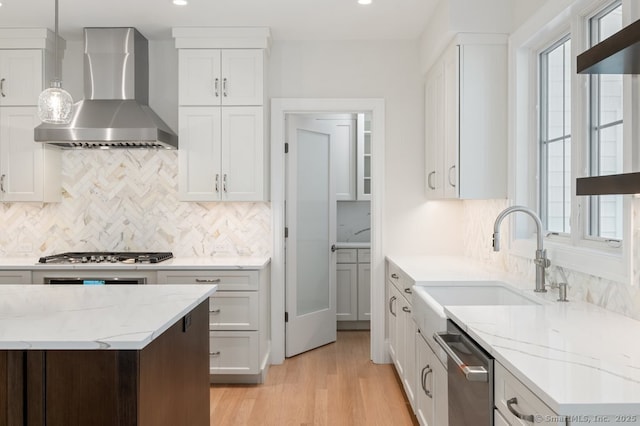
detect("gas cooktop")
[38,252,174,264]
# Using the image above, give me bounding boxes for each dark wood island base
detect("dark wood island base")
[0,300,210,426]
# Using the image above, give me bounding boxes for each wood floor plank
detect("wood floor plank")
[210,331,418,426]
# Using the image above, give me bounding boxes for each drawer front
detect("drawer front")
[209,331,259,375]
[209,292,259,331]
[357,249,370,263]
[495,362,563,425]
[0,271,31,284]
[386,260,414,294]
[336,249,357,264]
[156,270,259,290]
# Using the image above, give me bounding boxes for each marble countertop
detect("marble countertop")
[0,284,216,350]
[0,256,271,270]
[388,255,640,417]
[334,242,371,249]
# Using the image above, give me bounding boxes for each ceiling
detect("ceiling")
[0,0,439,41]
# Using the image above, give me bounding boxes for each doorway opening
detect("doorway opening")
[270,99,386,364]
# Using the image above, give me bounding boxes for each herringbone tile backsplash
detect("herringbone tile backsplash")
[0,150,271,258]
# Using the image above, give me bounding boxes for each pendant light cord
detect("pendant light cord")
[54,0,60,81]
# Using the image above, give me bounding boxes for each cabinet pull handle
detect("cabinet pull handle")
[389,296,397,317]
[506,397,534,422]
[211,351,221,357]
[214,78,219,97]
[421,365,433,398]
[223,78,228,97]
[223,174,228,192]
[211,308,221,314]
[448,165,456,187]
[391,273,399,279]
[427,171,436,190]
[0,78,5,97]
[402,306,411,313]
[215,174,220,193]
[404,288,412,295]
[0,174,5,193]
[195,278,221,283]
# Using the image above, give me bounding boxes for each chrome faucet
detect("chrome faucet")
[492,205,550,293]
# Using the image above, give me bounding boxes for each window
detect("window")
[539,36,572,234]
[588,2,623,240]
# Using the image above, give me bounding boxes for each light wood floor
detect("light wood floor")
[210,331,418,426]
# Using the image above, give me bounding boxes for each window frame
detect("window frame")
[507,0,634,284]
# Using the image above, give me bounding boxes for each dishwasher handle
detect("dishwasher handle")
[433,331,488,382]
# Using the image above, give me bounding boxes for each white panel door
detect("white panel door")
[0,107,44,201]
[221,106,264,201]
[221,50,263,106]
[285,115,337,357]
[0,50,42,106]
[178,49,222,106]
[178,107,222,201]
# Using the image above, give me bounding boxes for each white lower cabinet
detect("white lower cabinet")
[495,362,564,425]
[156,266,271,384]
[416,330,448,426]
[386,259,416,410]
[336,248,370,324]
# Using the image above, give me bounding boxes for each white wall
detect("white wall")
[269,39,463,256]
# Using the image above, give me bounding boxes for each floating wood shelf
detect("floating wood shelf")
[576,172,640,195]
[577,18,640,74]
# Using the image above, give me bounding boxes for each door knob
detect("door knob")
[331,244,337,252]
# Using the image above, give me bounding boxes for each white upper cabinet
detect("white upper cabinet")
[174,27,271,202]
[178,106,264,202]
[425,34,507,200]
[0,29,61,203]
[0,50,43,106]
[178,49,264,106]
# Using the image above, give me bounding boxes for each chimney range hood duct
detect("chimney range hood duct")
[34,27,178,149]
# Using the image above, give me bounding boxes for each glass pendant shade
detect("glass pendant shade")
[38,80,73,124]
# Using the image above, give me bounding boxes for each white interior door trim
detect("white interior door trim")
[271,98,386,364]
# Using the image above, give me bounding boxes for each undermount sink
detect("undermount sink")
[419,282,540,307]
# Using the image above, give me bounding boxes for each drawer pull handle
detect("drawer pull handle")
[391,273,399,279]
[196,278,221,283]
[389,296,397,317]
[506,397,534,422]
[211,351,221,357]
[402,306,411,313]
[404,288,412,294]
[211,308,221,314]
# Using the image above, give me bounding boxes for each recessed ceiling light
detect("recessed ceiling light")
[173,0,188,5]
[358,0,372,4]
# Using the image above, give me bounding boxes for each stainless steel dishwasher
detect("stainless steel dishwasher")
[434,320,493,426]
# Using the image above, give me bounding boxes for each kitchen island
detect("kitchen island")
[0,284,216,426]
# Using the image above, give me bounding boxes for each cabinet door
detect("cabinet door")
[178,49,222,106]
[0,107,60,202]
[0,50,42,106]
[336,263,357,321]
[178,107,222,201]
[221,106,264,201]
[403,314,417,410]
[424,63,444,199]
[356,113,372,200]
[357,262,370,321]
[220,50,263,106]
[332,117,357,201]
[443,45,459,199]
[416,332,435,426]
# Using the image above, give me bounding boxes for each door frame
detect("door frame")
[271,98,386,364]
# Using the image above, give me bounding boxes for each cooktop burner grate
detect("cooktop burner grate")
[38,252,174,264]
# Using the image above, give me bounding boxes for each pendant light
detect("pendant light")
[37,0,73,124]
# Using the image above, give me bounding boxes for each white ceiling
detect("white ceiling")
[0,0,439,41]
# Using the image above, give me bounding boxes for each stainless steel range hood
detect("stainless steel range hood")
[34,27,178,149]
